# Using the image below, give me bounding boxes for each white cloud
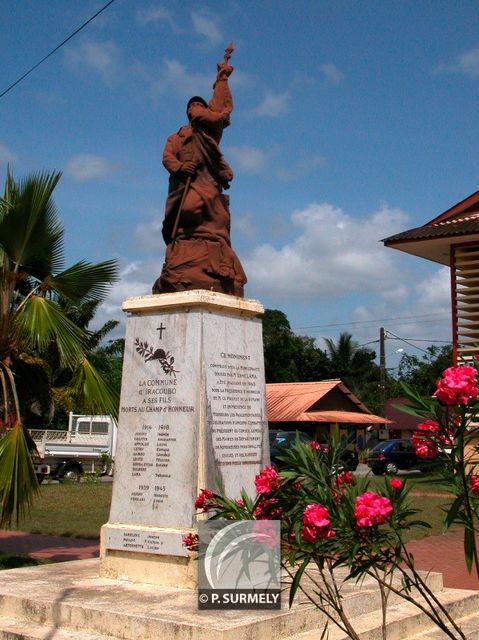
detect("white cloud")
[148,58,211,99]
[137,5,178,30]
[191,10,223,45]
[226,145,267,174]
[233,212,257,240]
[276,154,326,181]
[320,63,345,85]
[414,266,451,310]
[134,209,165,252]
[436,45,479,78]
[250,91,290,117]
[0,142,17,165]
[66,154,115,182]
[244,202,411,301]
[64,40,120,80]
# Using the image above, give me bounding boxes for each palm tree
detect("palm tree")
[0,169,119,526]
[323,332,377,395]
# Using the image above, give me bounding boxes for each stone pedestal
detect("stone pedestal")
[100,291,269,587]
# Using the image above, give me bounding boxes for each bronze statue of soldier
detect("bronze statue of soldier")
[152,44,247,297]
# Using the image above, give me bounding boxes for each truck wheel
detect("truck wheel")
[61,466,82,483]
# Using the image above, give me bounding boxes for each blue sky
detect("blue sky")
[2,1,479,369]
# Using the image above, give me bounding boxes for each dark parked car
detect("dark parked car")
[367,439,447,475]
[269,430,359,471]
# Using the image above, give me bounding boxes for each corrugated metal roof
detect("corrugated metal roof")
[266,380,388,424]
[383,218,479,245]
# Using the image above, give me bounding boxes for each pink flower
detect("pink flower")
[235,498,246,508]
[182,532,199,551]
[417,419,440,434]
[194,488,215,512]
[300,503,335,541]
[309,441,328,452]
[390,478,403,490]
[470,475,479,497]
[318,527,336,539]
[411,433,439,458]
[301,525,319,542]
[254,497,282,519]
[337,471,353,486]
[354,491,393,528]
[254,466,281,494]
[252,520,279,549]
[303,503,331,528]
[435,366,479,406]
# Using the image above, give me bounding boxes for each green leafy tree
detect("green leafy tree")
[262,310,330,382]
[0,169,119,525]
[323,331,378,396]
[397,345,453,397]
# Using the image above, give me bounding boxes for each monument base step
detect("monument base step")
[0,559,477,640]
[0,616,117,640]
[289,587,479,640]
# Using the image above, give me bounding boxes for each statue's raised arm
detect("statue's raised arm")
[152,43,247,297]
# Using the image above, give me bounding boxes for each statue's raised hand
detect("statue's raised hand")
[216,61,234,78]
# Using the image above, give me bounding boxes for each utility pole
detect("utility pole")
[379,327,386,419]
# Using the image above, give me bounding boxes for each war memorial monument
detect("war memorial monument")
[99,44,270,588]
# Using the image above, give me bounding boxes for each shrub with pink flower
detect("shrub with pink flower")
[194,488,215,512]
[254,497,282,519]
[417,419,440,434]
[354,491,393,528]
[435,365,479,406]
[390,478,403,490]
[301,503,335,541]
[303,503,331,528]
[254,465,281,494]
[182,532,199,551]
[470,475,479,497]
[336,470,353,486]
[411,433,439,458]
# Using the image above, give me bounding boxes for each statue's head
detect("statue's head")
[187,96,208,118]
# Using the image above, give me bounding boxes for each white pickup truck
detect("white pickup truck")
[29,413,118,482]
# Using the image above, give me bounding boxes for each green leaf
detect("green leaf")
[12,295,86,368]
[50,259,119,304]
[464,527,475,573]
[69,357,119,420]
[288,557,309,609]
[0,423,39,527]
[444,494,465,530]
[0,171,64,278]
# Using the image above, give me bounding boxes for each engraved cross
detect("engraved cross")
[157,323,166,339]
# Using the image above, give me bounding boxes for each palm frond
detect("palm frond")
[0,171,64,279]
[12,295,86,368]
[69,357,119,420]
[0,423,38,528]
[49,259,119,304]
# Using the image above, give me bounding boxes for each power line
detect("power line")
[292,312,450,331]
[385,330,429,354]
[0,0,119,100]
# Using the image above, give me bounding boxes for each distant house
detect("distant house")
[384,397,421,439]
[266,380,389,450]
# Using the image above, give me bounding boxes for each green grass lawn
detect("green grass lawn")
[6,477,456,544]
[13,482,113,539]
[369,472,452,496]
